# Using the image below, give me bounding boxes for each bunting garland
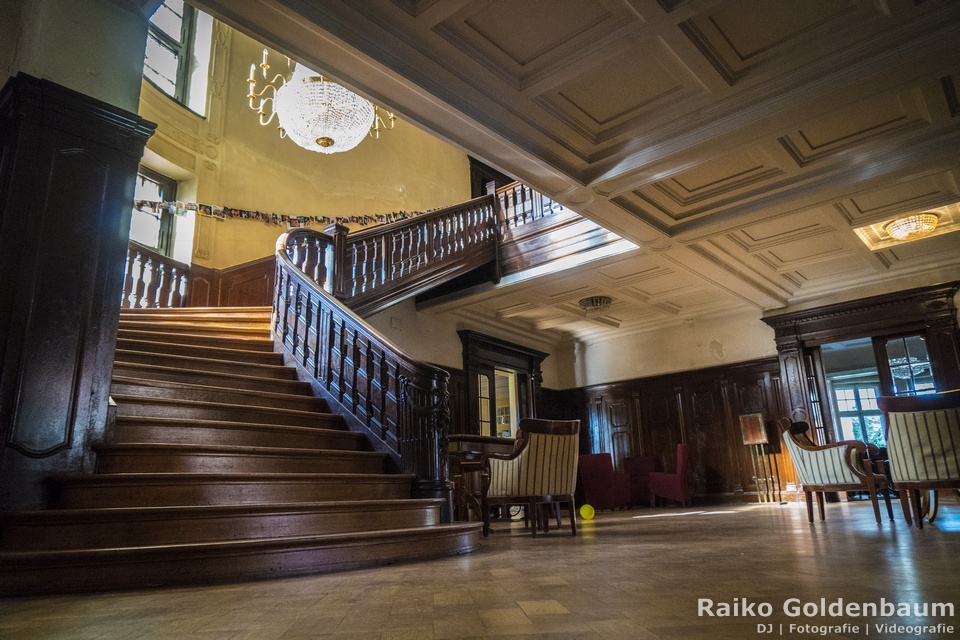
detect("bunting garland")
[133,200,445,228]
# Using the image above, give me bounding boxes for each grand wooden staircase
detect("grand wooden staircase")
[0,307,480,595]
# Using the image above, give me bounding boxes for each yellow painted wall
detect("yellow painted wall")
[139,22,471,270]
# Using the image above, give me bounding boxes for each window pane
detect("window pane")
[129,209,162,248]
[144,34,179,97]
[150,0,185,43]
[863,415,885,448]
[857,387,878,411]
[840,416,862,441]
[835,388,857,412]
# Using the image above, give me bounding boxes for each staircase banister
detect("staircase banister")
[276,232,448,382]
[274,232,453,517]
[127,240,191,273]
[344,193,496,243]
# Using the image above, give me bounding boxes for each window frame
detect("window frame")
[132,166,178,257]
[144,1,198,106]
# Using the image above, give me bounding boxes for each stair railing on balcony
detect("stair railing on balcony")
[495,181,566,231]
[121,241,190,309]
[333,195,499,315]
[275,229,452,513]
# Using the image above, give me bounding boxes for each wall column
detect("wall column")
[0,74,155,509]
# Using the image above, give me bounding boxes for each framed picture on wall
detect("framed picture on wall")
[739,413,768,445]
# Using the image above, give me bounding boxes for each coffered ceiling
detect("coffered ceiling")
[197,0,960,345]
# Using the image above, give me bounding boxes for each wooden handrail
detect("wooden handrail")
[286,183,570,315]
[122,241,190,309]
[275,231,453,514]
[339,195,498,302]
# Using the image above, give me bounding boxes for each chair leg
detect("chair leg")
[567,500,577,536]
[868,487,882,525]
[882,489,894,521]
[927,491,940,524]
[529,500,538,537]
[815,492,825,521]
[898,490,913,526]
[910,490,924,530]
[804,491,814,523]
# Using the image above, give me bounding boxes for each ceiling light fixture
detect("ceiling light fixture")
[884,213,939,242]
[247,49,395,154]
[578,296,612,315]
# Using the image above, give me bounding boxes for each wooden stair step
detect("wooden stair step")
[116,337,285,364]
[120,308,271,320]
[114,349,298,379]
[111,377,328,412]
[117,328,276,352]
[54,473,417,508]
[112,395,340,428]
[118,319,271,338]
[111,362,312,395]
[110,416,364,450]
[1,500,445,549]
[0,523,482,596]
[93,443,388,474]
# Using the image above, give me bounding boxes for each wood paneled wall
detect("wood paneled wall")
[187,256,275,308]
[542,358,797,502]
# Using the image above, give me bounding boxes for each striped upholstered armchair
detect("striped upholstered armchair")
[480,418,580,537]
[878,390,960,529]
[778,418,893,524]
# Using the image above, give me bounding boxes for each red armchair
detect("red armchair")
[649,444,692,507]
[622,456,657,506]
[577,453,632,511]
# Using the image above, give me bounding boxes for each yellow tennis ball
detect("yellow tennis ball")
[579,504,595,520]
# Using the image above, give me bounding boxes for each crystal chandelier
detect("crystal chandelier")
[884,213,939,241]
[247,49,395,154]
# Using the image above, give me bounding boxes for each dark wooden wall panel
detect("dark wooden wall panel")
[187,257,275,307]
[0,75,154,509]
[549,357,787,502]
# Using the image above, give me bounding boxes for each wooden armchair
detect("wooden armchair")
[877,390,960,529]
[480,418,580,537]
[778,418,893,524]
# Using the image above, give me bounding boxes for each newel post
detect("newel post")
[324,222,349,300]
[401,368,454,522]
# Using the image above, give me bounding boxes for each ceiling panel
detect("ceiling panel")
[200,0,960,345]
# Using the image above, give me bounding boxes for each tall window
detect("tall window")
[144,0,197,105]
[130,168,177,257]
[833,385,885,447]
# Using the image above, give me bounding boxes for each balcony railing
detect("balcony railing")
[121,241,189,309]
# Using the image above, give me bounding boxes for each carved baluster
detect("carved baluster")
[366,239,376,291]
[318,237,328,285]
[170,267,184,308]
[121,246,136,308]
[376,235,385,286]
[132,254,148,309]
[156,260,173,308]
[303,236,319,286]
[146,259,162,308]
[435,216,443,260]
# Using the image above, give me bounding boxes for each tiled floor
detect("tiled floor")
[2,499,959,639]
